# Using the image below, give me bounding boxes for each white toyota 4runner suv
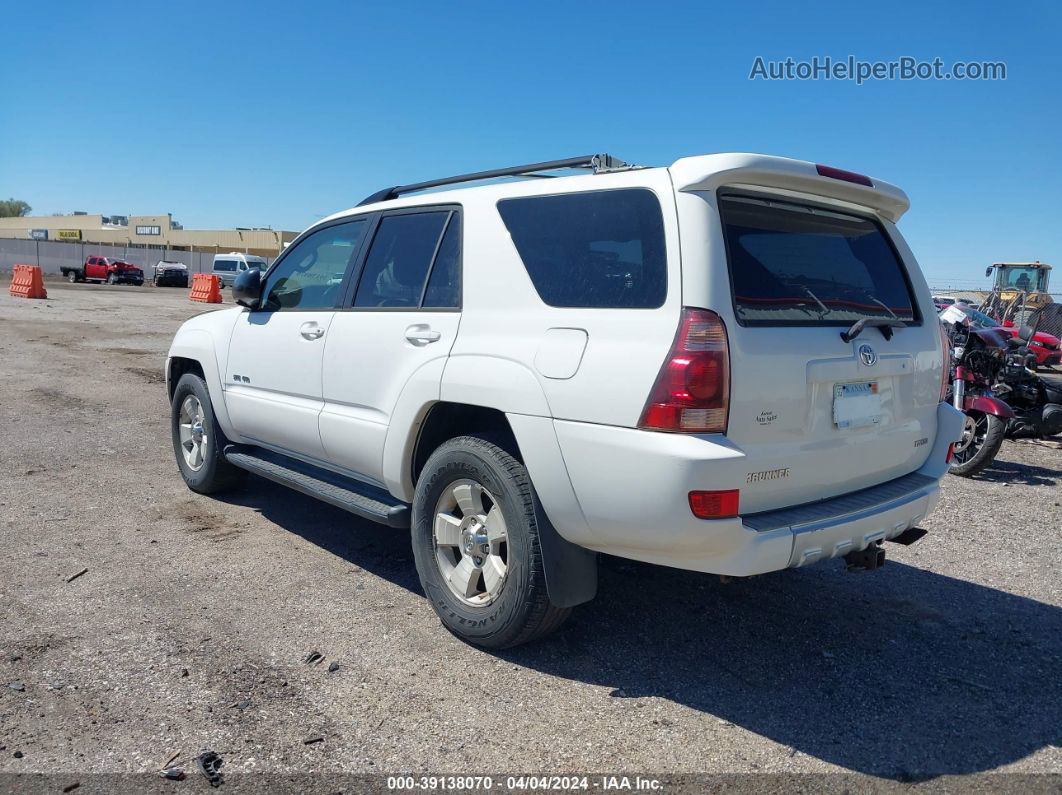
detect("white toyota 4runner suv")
[167,152,964,648]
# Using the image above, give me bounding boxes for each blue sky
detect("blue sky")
[1,0,1059,287]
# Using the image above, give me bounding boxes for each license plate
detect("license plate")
[833,381,881,429]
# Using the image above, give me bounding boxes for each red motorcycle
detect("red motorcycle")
[940,309,1016,477]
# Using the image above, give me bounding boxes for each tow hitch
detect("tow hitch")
[845,542,885,571]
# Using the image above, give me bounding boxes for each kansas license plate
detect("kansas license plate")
[833,381,881,429]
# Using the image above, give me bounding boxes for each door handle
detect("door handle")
[405,325,441,344]
[300,322,325,340]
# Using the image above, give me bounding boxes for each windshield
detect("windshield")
[720,194,918,326]
[996,266,1046,292]
[959,306,1001,329]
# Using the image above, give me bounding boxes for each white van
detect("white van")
[212,252,268,288]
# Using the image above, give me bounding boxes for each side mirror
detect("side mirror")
[985,266,993,278]
[233,268,263,309]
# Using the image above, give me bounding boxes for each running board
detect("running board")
[223,445,410,529]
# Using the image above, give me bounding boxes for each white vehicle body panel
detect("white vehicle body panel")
[166,151,961,578]
[223,310,334,460]
[321,310,460,483]
[674,184,942,513]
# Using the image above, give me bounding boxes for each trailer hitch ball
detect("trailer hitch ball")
[844,542,886,571]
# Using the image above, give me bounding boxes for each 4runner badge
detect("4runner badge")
[747,468,790,483]
[858,344,877,366]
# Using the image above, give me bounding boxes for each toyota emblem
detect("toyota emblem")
[858,344,877,366]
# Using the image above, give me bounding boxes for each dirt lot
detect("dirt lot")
[1,282,1060,789]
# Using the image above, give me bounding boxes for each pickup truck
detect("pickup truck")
[62,256,144,286]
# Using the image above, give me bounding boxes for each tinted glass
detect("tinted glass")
[354,212,448,307]
[497,189,666,308]
[262,219,367,311]
[422,215,460,308]
[719,194,917,325]
[214,260,237,272]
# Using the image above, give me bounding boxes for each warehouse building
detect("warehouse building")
[0,212,298,257]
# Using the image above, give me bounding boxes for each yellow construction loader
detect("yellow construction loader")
[979,261,1053,327]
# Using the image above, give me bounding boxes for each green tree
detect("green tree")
[0,198,32,217]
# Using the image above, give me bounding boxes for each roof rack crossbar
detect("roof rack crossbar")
[357,154,634,206]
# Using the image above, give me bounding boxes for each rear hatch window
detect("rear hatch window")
[719,193,919,326]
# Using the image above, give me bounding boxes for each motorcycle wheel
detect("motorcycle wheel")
[949,411,1006,477]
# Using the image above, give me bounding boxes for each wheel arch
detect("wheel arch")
[167,326,238,440]
[405,401,597,609]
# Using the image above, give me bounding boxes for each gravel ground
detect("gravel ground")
[1,282,1060,790]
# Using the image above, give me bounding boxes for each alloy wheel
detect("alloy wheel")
[177,395,208,471]
[433,479,509,606]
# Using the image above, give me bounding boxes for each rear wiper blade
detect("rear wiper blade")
[867,295,898,319]
[840,317,906,343]
[798,285,830,318]
[780,283,829,318]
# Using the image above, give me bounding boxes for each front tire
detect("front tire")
[170,373,245,494]
[949,411,1006,477]
[106,273,117,285]
[411,436,570,649]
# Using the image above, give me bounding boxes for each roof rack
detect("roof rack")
[357,154,637,206]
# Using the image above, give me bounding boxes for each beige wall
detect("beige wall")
[0,213,297,255]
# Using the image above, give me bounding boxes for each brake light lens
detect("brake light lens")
[946,443,956,464]
[639,308,730,433]
[689,490,740,519]
[938,321,951,402]
[815,164,874,187]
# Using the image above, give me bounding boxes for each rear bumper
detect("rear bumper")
[549,402,964,576]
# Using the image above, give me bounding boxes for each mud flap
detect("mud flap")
[534,496,597,608]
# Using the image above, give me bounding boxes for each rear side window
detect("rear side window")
[354,212,450,308]
[214,260,237,272]
[497,188,666,308]
[422,214,460,308]
[719,194,918,326]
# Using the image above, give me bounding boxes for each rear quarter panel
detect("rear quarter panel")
[445,169,683,428]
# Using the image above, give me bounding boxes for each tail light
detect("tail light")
[938,321,951,402]
[946,443,956,464]
[639,308,730,433]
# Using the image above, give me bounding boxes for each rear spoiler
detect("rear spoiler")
[669,153,910,222]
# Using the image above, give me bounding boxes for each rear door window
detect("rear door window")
[353,211,450,308]
[719,194,918,326]
[497,188,666,308]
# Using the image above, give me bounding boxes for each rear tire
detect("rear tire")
[949,411,1006,477]
[411,435,570,649]
[67,271,78,283]
[170,373,245,494]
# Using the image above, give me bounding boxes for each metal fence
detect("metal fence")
[0,238,274,277]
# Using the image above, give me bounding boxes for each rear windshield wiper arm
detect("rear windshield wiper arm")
[840,317,906,343]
